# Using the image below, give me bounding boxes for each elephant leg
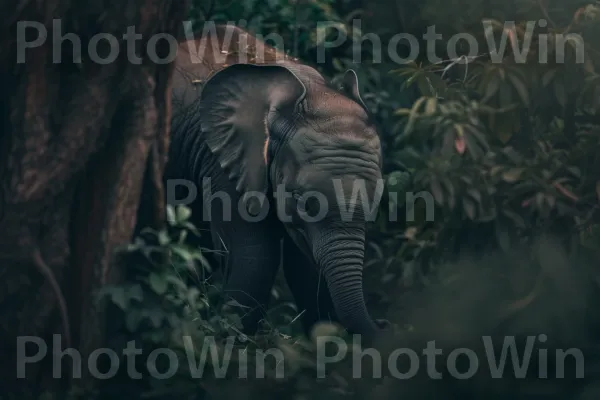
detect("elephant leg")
[282,234,339,336]
[210,217,283,336]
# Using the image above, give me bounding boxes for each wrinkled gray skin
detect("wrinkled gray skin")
[166,25,389,342]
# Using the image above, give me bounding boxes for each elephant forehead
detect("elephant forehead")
[308,115,372,138]
[296,166,380,194]
[306,90,369,125]
[300,102,380,150]
[293,135,381,174]
[294,125,380,155]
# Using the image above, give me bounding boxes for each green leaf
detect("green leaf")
[158,230,170,245]
[482,75,500,102]
[332,58,343,71]
[507,71,529,105]
[172,245,192,262]
[149,273,168,295]
[193,251,212,271]
[502,168,524,183]
[463,197,476,219]
[166,205,176,225]
[402,96,428,134]
[430,179,444,205]
[542,69,556,86]
[467,189,481,202]
[424,97,438,115]
[417,78,435,96]
[464,129,484,159]
[225,313,244,330]
[178,229,188,244]
[176,206,192,222]
[566,166,581,178]
[182,222,201,236]
[110,287,127,310]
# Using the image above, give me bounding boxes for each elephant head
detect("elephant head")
[197,62,385,339]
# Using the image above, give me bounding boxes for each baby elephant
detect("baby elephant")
[166,24,390,343]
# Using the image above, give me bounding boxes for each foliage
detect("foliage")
[374,0,600,284]
[92,204,363,398]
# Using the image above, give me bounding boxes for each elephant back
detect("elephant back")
[171,24,303,117]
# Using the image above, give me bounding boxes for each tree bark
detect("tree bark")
[0,1,189,397]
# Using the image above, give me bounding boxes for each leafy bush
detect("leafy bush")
[374,0,600,284]
[91,205,378,399]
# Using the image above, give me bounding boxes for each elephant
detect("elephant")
[165,23,389,343]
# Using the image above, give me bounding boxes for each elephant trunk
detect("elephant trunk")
[312,227,379,338]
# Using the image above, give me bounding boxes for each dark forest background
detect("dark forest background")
[2,0,600,399]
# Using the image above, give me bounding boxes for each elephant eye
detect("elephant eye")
[293,192,308,213]
[293,192,303,204]
[294,192,324,218]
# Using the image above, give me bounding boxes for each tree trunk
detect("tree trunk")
[0,1,189,397]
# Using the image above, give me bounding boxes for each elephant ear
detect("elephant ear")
[339,69,369,111]
[198,63,306,214]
